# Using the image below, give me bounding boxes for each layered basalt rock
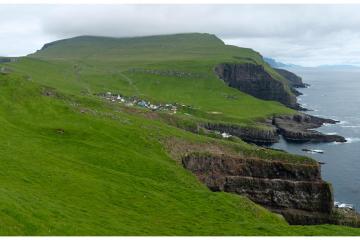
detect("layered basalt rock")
[203,122,279,145]
[202,113,345,145]
[273,114,346,143]
[182,152,335,225]
[273,68,309,107]
[274,68,309,88]
[215,63,299,109]
[291,88,303,97]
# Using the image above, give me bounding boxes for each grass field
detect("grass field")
[0,33,359,235]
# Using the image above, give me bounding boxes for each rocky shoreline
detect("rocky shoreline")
[273,114,346,143]
[193,64,359,226]
[181,151,359,226]
[155,60,360,228]
[271,66,346,143]
[197,110,356,226]
[178,62,358,227]
[212,61,347,144]
[204,113,346,145]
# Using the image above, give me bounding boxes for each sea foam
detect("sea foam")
[342,125,360,128]
[326,132,338,135]
[345,137,360,143]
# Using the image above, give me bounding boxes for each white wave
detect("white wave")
[312,149,324,153]
[339,121,348,125]
[303,149,324,154]
[342,125,360,128]
[326,132,338,135]
[346,137,360,143]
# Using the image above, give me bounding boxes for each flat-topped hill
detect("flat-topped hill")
[31,33,227,60]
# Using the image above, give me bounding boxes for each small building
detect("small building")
[334,201,354,210]
[221,132,231,139]
[149,104,158,110]
[138,100,148,108]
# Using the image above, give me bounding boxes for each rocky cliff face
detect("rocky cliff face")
[182,152,360,226]
[274,68,308,88]
[180,64,353,226]
[273,114,346,143]
[215,63,299,109]
[182,152,336,225]
[202,113,346,145]
[203,122,279,145]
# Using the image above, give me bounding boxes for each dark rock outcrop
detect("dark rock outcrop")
[274,68,308,88]
[203,122,279,145]
[202,113,345,145]
[273,114,346,143]
[182,152,359,226]
[215,63,299,109]
[182,152,334,225]
[291,88,303,97]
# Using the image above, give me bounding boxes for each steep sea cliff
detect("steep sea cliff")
[215,63,299,109]
[183,64,360,226]
[272,67,360,215]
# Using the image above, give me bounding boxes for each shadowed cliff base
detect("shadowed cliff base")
[181,151,360,227]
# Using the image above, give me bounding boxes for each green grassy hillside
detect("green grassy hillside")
[0,33,358,235]
[25,33,294,124]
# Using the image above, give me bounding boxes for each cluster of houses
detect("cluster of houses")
[220,132,232,139]
[211,130,232,139]
[99,92,234,139]
[99,92,179,113]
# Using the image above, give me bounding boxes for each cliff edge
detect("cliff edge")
[215,63,300,109]
[182,151,359,227]
[274,68,308,88]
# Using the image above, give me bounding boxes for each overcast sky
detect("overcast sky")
[1,4,360,66]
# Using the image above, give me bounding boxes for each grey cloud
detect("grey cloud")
[1,4,360,66]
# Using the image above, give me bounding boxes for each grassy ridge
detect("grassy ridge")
[21,34,295,125]
[0,33,358,235]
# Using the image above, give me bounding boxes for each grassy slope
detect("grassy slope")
[0,33,358,235]
[25,33,294,124]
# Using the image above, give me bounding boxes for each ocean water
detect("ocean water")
[272,68,360,209]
